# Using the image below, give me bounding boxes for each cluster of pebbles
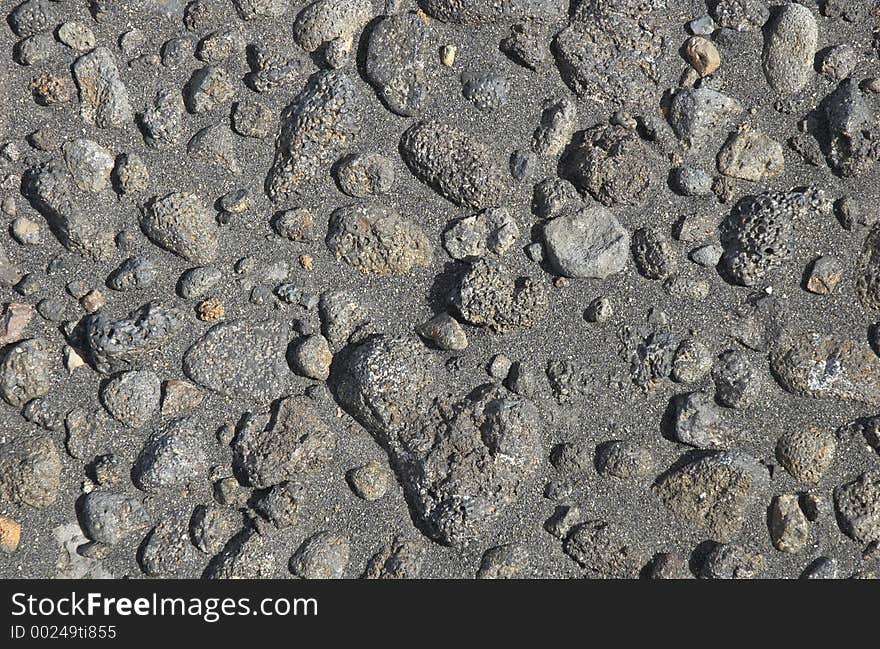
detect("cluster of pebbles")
[1,0,880,579]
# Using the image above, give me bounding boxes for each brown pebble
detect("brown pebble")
[0,515,21,554]
[300,254,314,271]
[161,379,205,416]
[0,302,34,345]
[805,256,842,295]
[80,289,106,313]
[196,297,225,322]
[684,37,721,77]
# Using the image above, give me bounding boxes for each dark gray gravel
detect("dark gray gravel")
[1,0,880,581]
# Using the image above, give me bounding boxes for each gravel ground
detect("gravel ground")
[1,0,880,580]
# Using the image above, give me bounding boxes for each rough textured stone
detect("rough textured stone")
[266,70,360,203]
[450,258,548,333]
[762,3,818,96]
[335,335,542,546]
[133,417,209,491]
[0,435,61,509]
[771,333,880,407]
[72,48,132,129]
[233,396,336,489]
[183,318,292,402]
[400,120,509,210]
[834,470,880,544]
[654,451,769,542]
[0,338,52,406]
[326,203,432,275]
[140,193,218,264]
[365,12,430,117]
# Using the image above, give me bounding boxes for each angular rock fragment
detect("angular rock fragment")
[22,160,117,260]
[253,482,305,529]
[139,514,198,577]
[184,66,235,114]
[233,396,335,489]
[319,290,370,352]
[0,247,21,288]
[113,153,149,194]
[0,303,34,346]
[712,349,760,409]
[107,256,157,291]
[232,100,274,139]
[9,0,56,38]
[244,42,305,94]
[62,139,114,193]
[717,130,784,182]
[631,227,676,280]
[711,0,769,31]
[265,70,360,203]
[0,516,21,554]
[346,460,389,501]
[196,27,245,63]
[769,494,809,553]
[531,177,578,219]
[821,79,880,178]
[856,223,880,311]
[335,335,542,546]
[501,22,549,71]
[801,556,838,579]
[532,96,576,157]
[140,89,185,148]
[190,505,241,556]
[290,334,332,381]
[672,392,731,449]
[443,208,518,260]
